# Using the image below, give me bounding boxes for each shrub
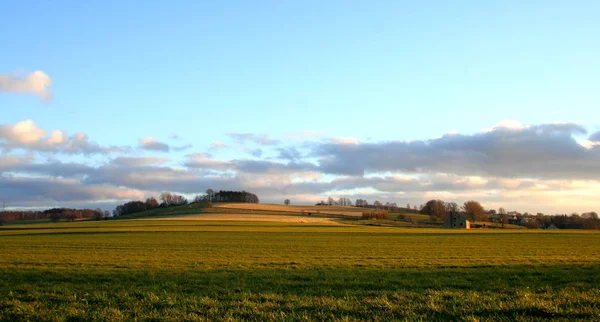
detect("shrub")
[361,210,390,220]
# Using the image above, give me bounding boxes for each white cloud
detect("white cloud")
[0,120,126,154]
[0,120,46,144]
[0,71,53,101]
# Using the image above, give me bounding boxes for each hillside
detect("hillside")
[113,202,524,228]
[115,203,356,224]
[113,203,437,228]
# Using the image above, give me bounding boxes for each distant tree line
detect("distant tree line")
[317,197,419,213]
[112,189,260,217]
[0,208,106,223]
[113,192,189,217]
[500,211,599,230]
[418,199,485,222]
[201,189,259,203]
[417,198,600,229]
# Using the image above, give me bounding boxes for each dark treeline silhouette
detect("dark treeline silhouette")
[514,212,599,230]
[205,190,259,203]
[113,192,189,217]
[419,199,485,222]
[417,198,600,230]
[316,197,419,213]
[0,208,101,223]
[112,190,260,217]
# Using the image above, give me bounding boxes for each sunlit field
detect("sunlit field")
[1,220,599,321]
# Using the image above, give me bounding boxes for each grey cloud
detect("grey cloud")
[0,155,31,170]
[277,147,303,161]
[64,133,129,154]
[184,153,318,174]
[315,123,600,180]
[17,161,95,178]
[235,160,318,174]
[590,131,600,143]
[0,175,143,205]
[112,157,169,167]
[139,137,170,152]
[247,148,263,157]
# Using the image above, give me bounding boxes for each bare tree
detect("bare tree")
[462,200,486,222]
[421,200,447,220]
[145,197,159,209]
[284,199,291,205]
[338,197,352,206]
[206,189,215,202]
[160,192,174,206]
[356,199,368,207]
[445,202,458,213]
[94,208,103,221]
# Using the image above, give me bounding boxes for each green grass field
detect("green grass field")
[1,220,600,321]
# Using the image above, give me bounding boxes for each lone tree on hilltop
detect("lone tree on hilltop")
[284,199,291,205]
[206,189,215,202]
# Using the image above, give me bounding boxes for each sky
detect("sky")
[1,1,600,214]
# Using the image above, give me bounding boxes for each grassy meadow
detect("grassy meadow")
[1,208,600,320]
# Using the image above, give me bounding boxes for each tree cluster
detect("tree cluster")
[420,199,486,221]
[113,192,189,217]
[200,189,259,203]
[355,199,407,212]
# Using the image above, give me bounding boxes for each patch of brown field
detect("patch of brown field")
[151,212,340,224]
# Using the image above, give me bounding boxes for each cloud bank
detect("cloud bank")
[1,120,599,213]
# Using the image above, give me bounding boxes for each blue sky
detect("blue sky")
[1,1,600,213]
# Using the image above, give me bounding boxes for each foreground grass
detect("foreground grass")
[1,221,599,321]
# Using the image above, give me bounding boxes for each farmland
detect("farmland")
[1,217,600,321]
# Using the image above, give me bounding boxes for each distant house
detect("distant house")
[546,223,559,230]
[443,213,471,229]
